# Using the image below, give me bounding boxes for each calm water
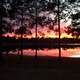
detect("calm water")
[2,47,80,58]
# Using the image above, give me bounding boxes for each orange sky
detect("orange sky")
[2,21,77,39]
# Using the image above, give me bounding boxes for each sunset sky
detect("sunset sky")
[1,0,80,38]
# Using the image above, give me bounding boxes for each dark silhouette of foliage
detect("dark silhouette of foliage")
[68,0,76,4]
[71,12,80,38]
[1,0,80,39]
[71,12,80,20]
[65,25,80,38]
[15,26,27,34]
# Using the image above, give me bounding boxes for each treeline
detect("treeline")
[0,37,80,52]
[1,37,80,45]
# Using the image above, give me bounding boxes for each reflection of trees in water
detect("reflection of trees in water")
[35,49,37,58]
[1,47,80,53]
[0,47,80,60]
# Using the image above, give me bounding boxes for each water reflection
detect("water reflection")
[2,47,80,58]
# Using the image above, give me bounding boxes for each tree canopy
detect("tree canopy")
[0,0,80,38]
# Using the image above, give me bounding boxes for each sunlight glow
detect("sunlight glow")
[14,33,74,39]
[3,32,77,39]
[70,52,80,58]
[2,32,15,37]
[2,22,80,39]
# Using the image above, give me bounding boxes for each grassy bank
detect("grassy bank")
[1,54,80,80]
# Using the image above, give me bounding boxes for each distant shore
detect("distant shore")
[1,37,80,49]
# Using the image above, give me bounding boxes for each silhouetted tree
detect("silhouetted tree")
[65,26,80,39]
[65,12,80,38]
[15,26,26,56]
[0,0,16,38]
[0,0,4,60]
[15,26,26,38]
[71,12,80,38]
[0,0,4,37]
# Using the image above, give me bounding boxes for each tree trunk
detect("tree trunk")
[35,0,38,58]
[57,0,61,61]
[0,0,3,61]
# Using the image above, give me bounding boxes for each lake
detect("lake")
[2,47,80,58]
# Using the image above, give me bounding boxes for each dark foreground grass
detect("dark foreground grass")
[0,54,80,80]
